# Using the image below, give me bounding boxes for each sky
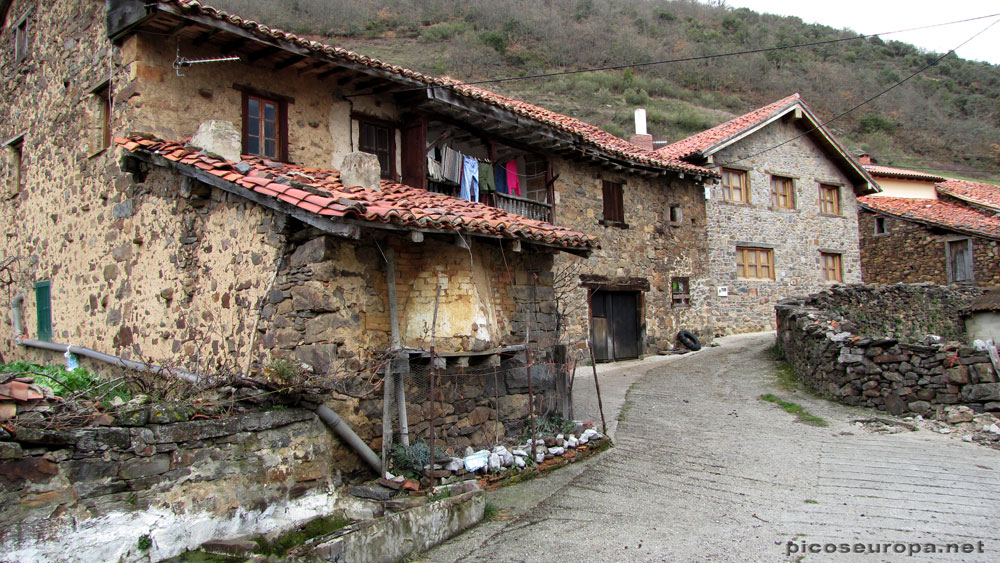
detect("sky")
[716,0,1000,65]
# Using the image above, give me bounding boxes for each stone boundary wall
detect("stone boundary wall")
[775,284,997,416]
[0,409,342,560]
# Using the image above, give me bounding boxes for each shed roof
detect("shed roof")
[117,135,600,253]
[936,179,1000,211]
[858,196,1000,241]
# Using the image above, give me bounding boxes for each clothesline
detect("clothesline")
[429,144,535,202]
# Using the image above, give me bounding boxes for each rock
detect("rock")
[463,450,489,473]
[425,469,451,479]
[566,436,579,448]
[514,456,526,469]
[339,152,381,191]
[945,406,975,424]
[990,424,1000,435]
[963,435,974,442]
[201,539,261,558]
[493,446,514,467]
[148,403,194,423]
[534,453,545,464]
[349,485,397,501]
[190,120,241,162]
[547,446,565,456]
[488,453,501,472]
[936,428,953,434]
[511,448,528,457]
[444,457,464,472]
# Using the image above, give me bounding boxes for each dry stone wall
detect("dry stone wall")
[776,284,996,416]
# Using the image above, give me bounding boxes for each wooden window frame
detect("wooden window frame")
[34,280,51,342]
[90,82,112,155]
[601,180,626,226]
[14,12,29,63]
[770,175,795,210]
[356,115,396,180]
[946,238,974,283]
[819,184,841,215]
[234,84,291,162]
[720,168,749,203]
[6,134,24,194]
[736,246,774,280]
[820,252,843,283]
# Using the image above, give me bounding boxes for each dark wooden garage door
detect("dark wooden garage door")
[591,290,639,362]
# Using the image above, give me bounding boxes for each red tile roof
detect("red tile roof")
[656,94,801,160]
[936,178,1000,211]
[154,1,713,178]
[862,165,945,182]
[116,135,600,251]
[858,196,1000,240]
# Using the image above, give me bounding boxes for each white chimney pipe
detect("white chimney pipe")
[634,108,647,136]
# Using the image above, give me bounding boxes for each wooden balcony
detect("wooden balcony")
[427,181,553,223]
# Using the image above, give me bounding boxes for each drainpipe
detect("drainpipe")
[17,338,204,384]
[11,295,24,338]
[384,245,409,446]
[315,404,382,474]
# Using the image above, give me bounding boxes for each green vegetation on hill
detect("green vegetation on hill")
[209,0,1000,180]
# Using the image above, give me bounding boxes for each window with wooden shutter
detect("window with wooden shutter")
[947,239,974,282]
[821,252,843,282]
[359,119,395,180]
[35,280,51,342]
[235,84,291,162]
[602,180,624,223]
[819,184,840,215]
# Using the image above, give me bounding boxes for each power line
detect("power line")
[716,16,1000,169]
[369,12,1000,96]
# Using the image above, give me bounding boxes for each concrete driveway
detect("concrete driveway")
[421,333,1000,562]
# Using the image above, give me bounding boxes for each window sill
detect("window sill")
[818,212,844,219]
[88,146,109,159]
[599,219,629,229]
[768,207,800,213]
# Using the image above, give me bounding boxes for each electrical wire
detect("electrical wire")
[716,16,1000,168]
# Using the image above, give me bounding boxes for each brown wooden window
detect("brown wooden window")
[602,180,624,224]
[721,168,749,203]
[359,119,395,180]
[821,252,843,282]
[770,175,795,209]
[736,247,774,280]
[91,83,111,154]
[947,239,974,282]
[819,184,840,215]
[14,14,29,63]
[671,276,690,307]
[235,84,291,162]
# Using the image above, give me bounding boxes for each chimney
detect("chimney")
[857,152,872,166]
[629,108,654,152]
[339,152,381,191]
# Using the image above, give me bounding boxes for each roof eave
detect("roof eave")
[859,202,1000,241]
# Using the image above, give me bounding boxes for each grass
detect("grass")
[252,515,349,556]
[428,487,452,503]
[483,501,499,521]
[760,393,828,427]
[773,363,804,393]
[804,499,819,504]
[618,385,636,422]
[0,360,131,403]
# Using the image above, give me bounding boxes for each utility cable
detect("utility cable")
[716,16,1000,168]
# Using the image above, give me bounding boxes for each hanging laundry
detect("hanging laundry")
[460,156,479,202]
[479,161,496,193]
[495,163,509,195]
[427,147,443,182]
[505,159,521,196]
[442,146,463,184]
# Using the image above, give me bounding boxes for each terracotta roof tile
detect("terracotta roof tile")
[154,1,713,178]
[858,195,1000,240]
[862,165,945,182]
[656,94,801,160]
[116,135,599,251]
[936,178,1000,211]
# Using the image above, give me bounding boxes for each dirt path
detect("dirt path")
[421,333,1000,562]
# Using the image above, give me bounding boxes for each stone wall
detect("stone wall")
[776,284,997,416]
[553,158,712,359]
[706,118,864,335]
[859,209,1000,286]
[0,408,348,561]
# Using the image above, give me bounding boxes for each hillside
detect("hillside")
[209,0,1000,181]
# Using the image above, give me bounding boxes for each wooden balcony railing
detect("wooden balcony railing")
[427,181,553,223]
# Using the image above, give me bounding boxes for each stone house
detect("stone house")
[657,94,879,335]
[0,0,720,459]
[858,156,1000,286]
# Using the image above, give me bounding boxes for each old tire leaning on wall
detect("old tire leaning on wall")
[677,330,702,351]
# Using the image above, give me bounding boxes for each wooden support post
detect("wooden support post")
[427,284,442,486]
[588,343,607,435]
[384,245,409,446]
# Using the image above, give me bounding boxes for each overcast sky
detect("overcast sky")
[716,0,1000,65]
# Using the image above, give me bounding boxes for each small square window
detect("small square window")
[819,184,840,215]
[736,247,774,280]
[601,180,625,224]
[671,276,690,308]
[874,216,888,235]
[668,205,683,224]
[770,175,795,209]
[721,168,749,203]
[821,252,843,283]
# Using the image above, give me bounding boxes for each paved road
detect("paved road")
[422,333,1000,562]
